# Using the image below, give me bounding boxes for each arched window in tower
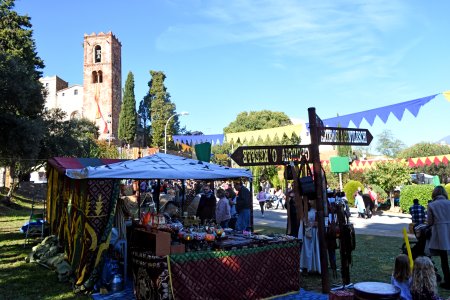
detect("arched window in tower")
[94,45,102,63]
[92,71,98,83]
[98,71,103,83]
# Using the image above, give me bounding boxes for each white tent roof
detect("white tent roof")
[65,153,252,180]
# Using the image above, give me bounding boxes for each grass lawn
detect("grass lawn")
[1,196,449,299]
[0,194,90,300]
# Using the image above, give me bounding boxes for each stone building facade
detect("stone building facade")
[40,31,122,142]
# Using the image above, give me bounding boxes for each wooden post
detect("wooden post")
[308,107,330,293]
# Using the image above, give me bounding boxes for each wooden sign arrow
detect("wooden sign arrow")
[318,127,373,146]
[230,145,310,166]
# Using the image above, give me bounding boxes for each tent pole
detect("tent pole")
[181,179,185,216]
[156,179,161,212]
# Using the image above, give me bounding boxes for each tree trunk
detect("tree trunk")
[389,191,394,211]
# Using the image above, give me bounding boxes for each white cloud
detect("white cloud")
[156,0,419,84]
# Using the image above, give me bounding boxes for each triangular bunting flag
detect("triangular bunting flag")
[443,91,450,102]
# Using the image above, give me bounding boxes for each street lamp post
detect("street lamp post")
[164,111,189,154]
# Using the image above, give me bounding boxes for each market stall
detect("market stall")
[47,153,300,298]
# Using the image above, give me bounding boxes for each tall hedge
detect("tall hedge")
[445,183,450,197]
[343,180,364,206]
[398,184,434,213]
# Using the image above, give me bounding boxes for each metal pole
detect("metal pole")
[308,107,330,294]
[164,112,189,154]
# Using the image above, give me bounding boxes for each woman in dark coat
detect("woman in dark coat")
[196,182,216,225]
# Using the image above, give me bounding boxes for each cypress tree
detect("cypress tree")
[118,71,137,145]
[147,71,178,149]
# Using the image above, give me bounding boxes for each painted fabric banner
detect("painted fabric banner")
[47,158,122,289]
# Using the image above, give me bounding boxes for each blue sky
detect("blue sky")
[15,0,450,151]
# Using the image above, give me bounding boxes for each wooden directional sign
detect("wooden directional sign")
[230,145,310,166]
[319,127,373,146]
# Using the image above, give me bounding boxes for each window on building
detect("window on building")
[62,93,65,96]
[92,71,98,83]
[98,71,103,83]
[94,45,102,63]
[45,83,49,87]
[74,89,78,95]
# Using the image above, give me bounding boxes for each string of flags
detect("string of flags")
[173,92,449,146]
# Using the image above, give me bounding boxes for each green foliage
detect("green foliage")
[147,71,178,148]
[370,184,387,202]
[0,0,46,181]
[397,142,450,184]
[89,140,119,158]
[398,184,434,213]
[118,71,137,145]
[375,130,406,158]
[349,170,365,184]
[223,110,292,134]
[211,143,232,166]
[365,161,411,194]
[323,165,339,190]
[343,180,364,206]
[223,110,299,185]
[138,93,151,147]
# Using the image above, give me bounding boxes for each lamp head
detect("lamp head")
[179,111,189,116]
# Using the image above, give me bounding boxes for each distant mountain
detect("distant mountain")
[437,135,450,145]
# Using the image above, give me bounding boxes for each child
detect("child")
[391,254,412,300]
[410,256,444,300]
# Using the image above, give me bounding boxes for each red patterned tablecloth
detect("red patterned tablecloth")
[169,241,300,299]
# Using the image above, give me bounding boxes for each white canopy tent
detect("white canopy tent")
[65,153,252,180]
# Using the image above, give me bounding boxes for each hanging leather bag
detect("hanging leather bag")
[298,155,315,197]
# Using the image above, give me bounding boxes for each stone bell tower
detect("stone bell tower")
[82,32,122,142]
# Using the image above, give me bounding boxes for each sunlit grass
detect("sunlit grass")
[1,192,449,299]
[0,192,90,300]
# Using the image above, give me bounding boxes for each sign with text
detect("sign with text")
[319,127,373,146]
[230,145,310,166]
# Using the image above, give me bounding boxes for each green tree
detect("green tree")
[138,91,151,147]
[365,160,411,209]
[118,71,137,146]
[375,129,406,158]
[0,0,46,197]
[223,110,299,188]
[39,109,101,159]
[224,110,291,133]
[397,142,450,183]
[147,71,178,149]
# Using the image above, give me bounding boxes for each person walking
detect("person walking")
[427,186,450,290]
[409,199,426,227]
[256,186,266,217]
[275,186,285,210]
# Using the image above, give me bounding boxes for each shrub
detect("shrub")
[445,183,450,197]
[399,184,434,213]
[343,180,364,206]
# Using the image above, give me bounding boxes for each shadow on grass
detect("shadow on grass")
[0,259,90,300]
